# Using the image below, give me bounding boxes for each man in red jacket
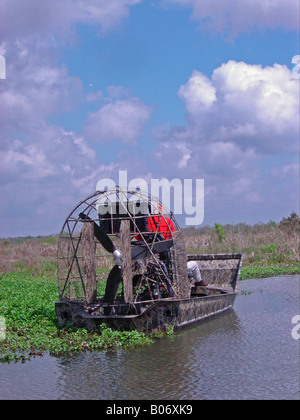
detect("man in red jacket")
[147,202,175,240]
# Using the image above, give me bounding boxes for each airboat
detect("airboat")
[55,187,242,333]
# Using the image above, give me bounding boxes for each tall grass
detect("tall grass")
[184,228,299,266]
[183,215,299,269]
[0,236,58,280]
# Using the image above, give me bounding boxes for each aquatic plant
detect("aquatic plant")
[240,265,300,280]
[0,273,154,363]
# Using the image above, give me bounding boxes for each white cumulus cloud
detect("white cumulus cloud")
[178,71,216,113]
[85,98,152,144]
[177,60,299,153]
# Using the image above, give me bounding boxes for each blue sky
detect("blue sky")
[0,0,299,236]
[56,3,298,129]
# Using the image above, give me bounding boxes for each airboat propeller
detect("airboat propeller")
[57,187,182,309]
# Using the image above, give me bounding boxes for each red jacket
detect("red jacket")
[148,215,175,240]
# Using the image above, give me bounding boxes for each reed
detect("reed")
[184,228,299,266]
[0,236,58,280]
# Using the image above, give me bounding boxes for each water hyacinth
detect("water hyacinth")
[0,273,154,363]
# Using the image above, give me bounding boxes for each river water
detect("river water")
[0,275,299,400]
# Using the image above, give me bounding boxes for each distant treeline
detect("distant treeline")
[1,212,299,242]
[182,212,300,236]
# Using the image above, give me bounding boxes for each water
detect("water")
[1,276,299,400]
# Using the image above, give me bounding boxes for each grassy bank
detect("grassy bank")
[0,214,299,362]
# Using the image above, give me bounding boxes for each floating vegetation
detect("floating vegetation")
[0,273,155,363]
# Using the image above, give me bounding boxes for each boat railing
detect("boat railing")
[187,253,243,291]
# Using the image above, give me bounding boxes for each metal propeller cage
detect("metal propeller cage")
[57,187,182,304]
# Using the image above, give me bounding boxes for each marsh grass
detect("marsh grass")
[184,221,299,270]
[0,236,58,281]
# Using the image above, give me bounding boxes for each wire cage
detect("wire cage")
[57,187,187,306]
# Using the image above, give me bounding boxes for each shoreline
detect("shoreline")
[240,264,300,280]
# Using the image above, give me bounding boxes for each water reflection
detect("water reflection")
[52,310,242,400]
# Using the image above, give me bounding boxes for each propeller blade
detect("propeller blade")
[79,212,116,254]
[103,265,123,315]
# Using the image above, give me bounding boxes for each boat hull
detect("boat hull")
[55,252,242,333]
[55,289,237,333]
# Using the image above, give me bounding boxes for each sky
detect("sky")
[0,0,299,237]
